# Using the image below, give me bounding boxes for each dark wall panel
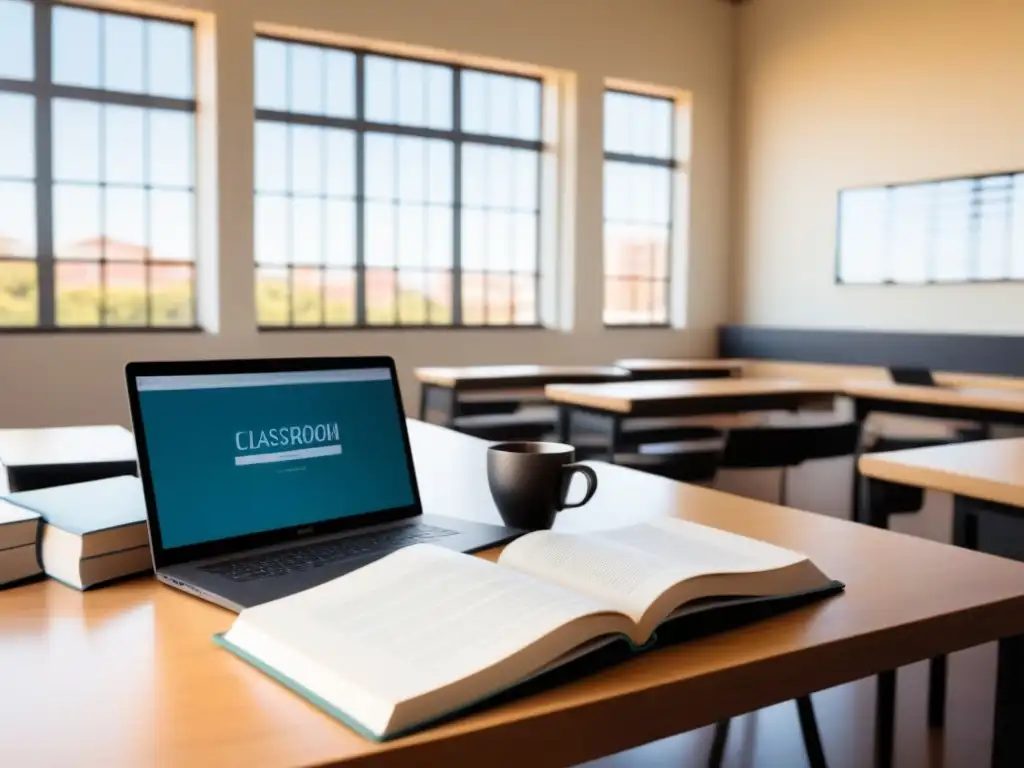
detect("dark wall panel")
[719,325,1024,376]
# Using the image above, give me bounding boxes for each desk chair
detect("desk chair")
[710,418,862,768]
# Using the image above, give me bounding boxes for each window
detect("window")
[0,1,197,330]
[254,37,543,328]
[602,89,679,326]
[837,172,1024,284]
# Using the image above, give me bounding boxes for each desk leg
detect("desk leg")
[993,633,1024,767]
[850,401,870,521]
[875,669,896,768]
[557,406,571,443]
[421,386,458,426]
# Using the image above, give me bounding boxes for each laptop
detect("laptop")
[888,367,936,387]
[125,356,523,612]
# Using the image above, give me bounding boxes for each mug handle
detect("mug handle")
[559,463,598,509]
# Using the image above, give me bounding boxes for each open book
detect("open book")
[215,517,842,741]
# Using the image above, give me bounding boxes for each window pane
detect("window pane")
[56,260,100,326]
[324,268,355,324]
[427,270,451,324]
[486,272,512,325]
[838,187,889,283]
[461,209,485,271]
[463,71,541,140]
[365,267,396,324]
[397,270,427,324]
[397,204,425,269]
[365,202,394,267]
[365,56,396,123]
[365,133,395,201]
[426,141,453,204]
[105,188,147,256]
[461,271,484,324]
[291,197,323,265]
[0,181,35,257]
[425,207,452,269]
[256,266,289,325]
[485,147,513,209]
[426,66,453,130]
[513,273,536,324]
[396,61,427,127]
[104,105,145,185]
[54,184,100,259]
[150,190,193,262]
[0,0,33,80]
[511,212,537,273]
[255,195,288,266]
[292,267,323,325]
[325,50,356,118]
[53,6,100,88]
[514,79,541,141]
[462,144,486,208]
[397,137,426,203]
[512,149,537,211]
[0,259,36,326]
[104,262,147,326]
[53,100,101,182]
[104,14,144,93]
[488,212,512,271]
[325,200,355,266]
[325,129,355,198]
[150,264,193,325]
[461,71,486,135]
[255,122,288,193]
[256,39,288,110]
[0,93,35,178]
[291,125,323,195]
[290,44,324,115]
[147,20,193,99]
[149,111,193,188]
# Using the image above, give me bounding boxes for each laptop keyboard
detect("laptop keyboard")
[199,524,458,583]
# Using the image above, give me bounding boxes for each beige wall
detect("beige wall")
[0,0,735,428]
[734,0,1024,333]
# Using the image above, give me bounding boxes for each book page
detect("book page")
[224,544,630,736]
[498,517,811,626]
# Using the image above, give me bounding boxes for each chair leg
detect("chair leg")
[708,718,730,768]
[928,655,947,728]
[795,695,829,768]
[875,669,896,768]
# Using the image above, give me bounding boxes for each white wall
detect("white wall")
[734,0,1024,333]
[0,0,735,428]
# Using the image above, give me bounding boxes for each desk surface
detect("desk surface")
[0,424,136,467]
[545,378,831,414]
[415,365,627,389]
[613,358,745,374]
[859,437,1024,509]
[844,381,1024,413]
[5,420,1024,767]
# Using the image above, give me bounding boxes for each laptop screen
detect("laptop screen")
[134,367,416,550]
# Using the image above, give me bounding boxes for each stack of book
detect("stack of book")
[3,476,151,590]
[0,499,41,587]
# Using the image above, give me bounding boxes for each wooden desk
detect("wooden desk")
[414,365,628,426]
[545,379,835,460]
[612,358,744,381]
[0,425,137,492]
[6,420,1024,767]
[858,437,1024,510]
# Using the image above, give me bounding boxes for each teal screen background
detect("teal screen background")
[138,378,416,549]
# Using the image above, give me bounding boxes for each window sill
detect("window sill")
[259,324,547,332]
[0,326,205,335]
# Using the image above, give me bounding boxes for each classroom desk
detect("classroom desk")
[844,382,1024,516]
[545,378,836,461]
[612,358,744,380]
[414,365,628,425]
[6,420,1024,767]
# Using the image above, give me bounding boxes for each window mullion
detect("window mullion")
[34,0,55,327]
[452,67,463,325]
[354,52,366,325]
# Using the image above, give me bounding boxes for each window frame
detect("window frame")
[602,87,678,329]
[0,0,200,332]
[254,34,545,331]
[835,169,1024,286]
